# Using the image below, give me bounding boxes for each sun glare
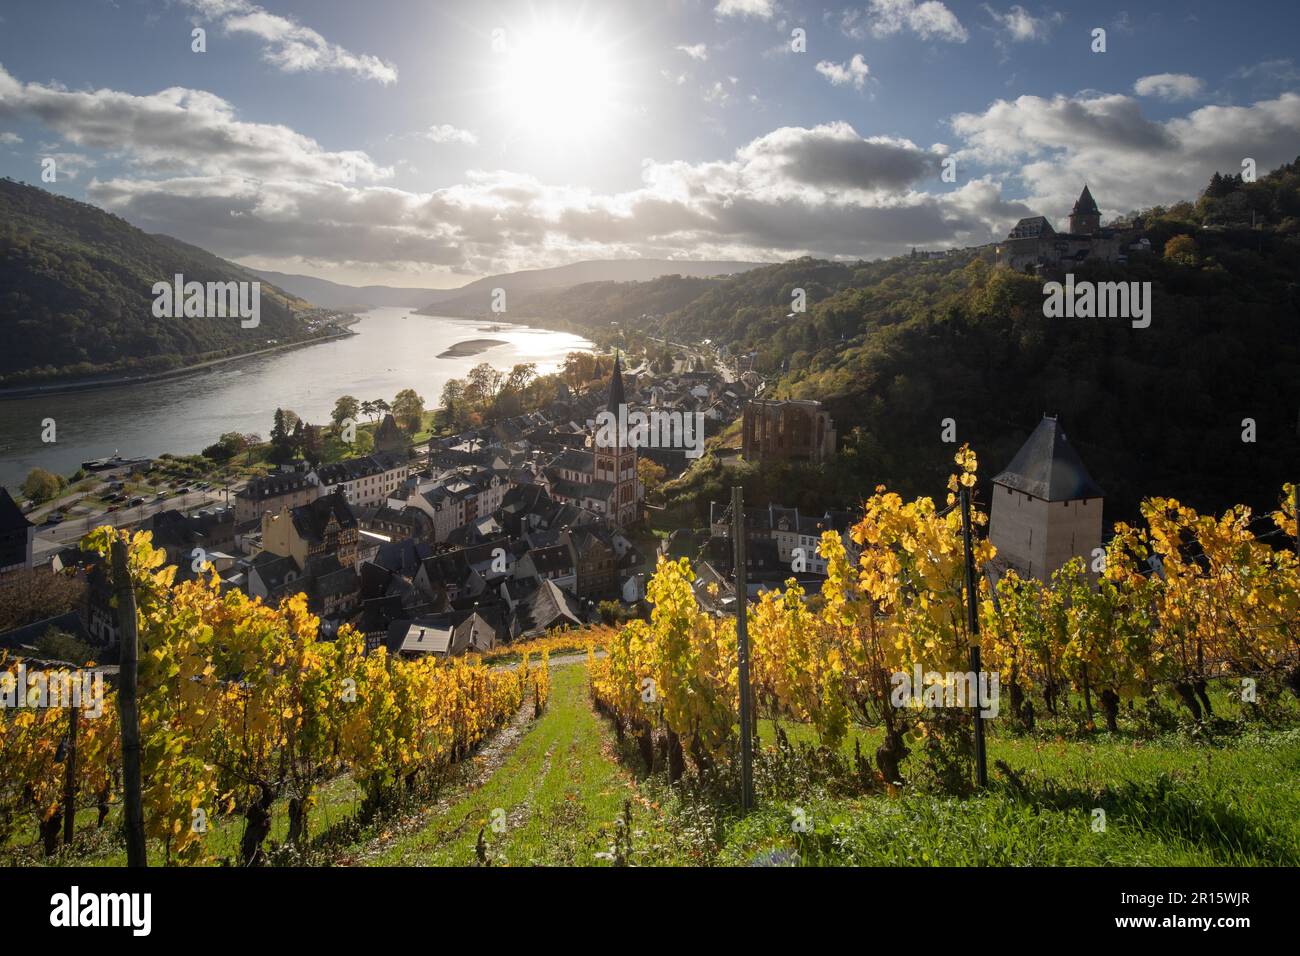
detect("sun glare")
[498,22,620,146]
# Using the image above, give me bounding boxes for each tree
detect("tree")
[503,362,537,394]
[637,458,667,499]
[440,378,466,428]
[202,432,247,462]
[21,468,65,504]
[269,408,297,464]
[1163,233,1199,265]
[392,388,425,434]
[301,424,324,465]
[35,627,96,666]
[0,568,85,631]
[466,363,503,406]
[332,395,360,430]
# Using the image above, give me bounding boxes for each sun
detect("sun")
[496,21,621,147]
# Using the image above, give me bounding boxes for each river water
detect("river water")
[0,307,592,492]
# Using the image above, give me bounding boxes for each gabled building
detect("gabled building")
[0,488,34,574]
[315,452,409,510]
[509,578,585,639]
[989,415,1104,581]
[565,525,619,600]
[234,471,320,526]
[261,487,359,570]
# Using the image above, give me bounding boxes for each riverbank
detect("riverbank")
[0,326,358,399]
[0,307,594,491]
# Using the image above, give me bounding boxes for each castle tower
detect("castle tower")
[1068,184,1101,235]
[594,354,640,527]
[989,415,1104,581]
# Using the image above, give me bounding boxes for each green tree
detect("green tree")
[35,628,96,666]
[392,388,425,434]
[21,467,65,504]
[332,395,360,430]
[440,379,466,428]
[1163,234,1199,265]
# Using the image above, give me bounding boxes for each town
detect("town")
[1,332,1110,673]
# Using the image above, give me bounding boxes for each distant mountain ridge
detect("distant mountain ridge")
[414,258,768,316]
[252,270,441,309]
[253,259,767,314]
[0,178,317,385]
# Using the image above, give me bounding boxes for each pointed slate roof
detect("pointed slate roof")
[607,353,625,412]
[1072,184,1100,216]
[991,416,1104,502]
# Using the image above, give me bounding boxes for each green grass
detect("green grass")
[719,728,1300,866]
[9,772,365,867]
[368,664,684,866]
[16,666,1299,867]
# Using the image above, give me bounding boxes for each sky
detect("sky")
[1,0,1298,287]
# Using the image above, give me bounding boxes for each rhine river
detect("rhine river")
[0,307,592,492]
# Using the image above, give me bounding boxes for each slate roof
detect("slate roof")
[290,490,357,542]
[991,416,1105,502]
[1008,216,1056,240]
[249,551,302,596]
[237,472,316,501]
[0,487,32,532]
[1072,184,1100,216]
[515,579,584,638]
[608,353,626,411]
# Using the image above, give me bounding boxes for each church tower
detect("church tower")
[1068,184,1101,235]
[989,415,1104,581]
[593,354,640,527]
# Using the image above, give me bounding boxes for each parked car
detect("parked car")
[43,512,64,526]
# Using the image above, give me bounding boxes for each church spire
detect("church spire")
[1072,184,1099,215]
[607,352,625,412]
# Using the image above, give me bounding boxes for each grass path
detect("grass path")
[368,662,683,866]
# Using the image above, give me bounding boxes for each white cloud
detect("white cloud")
[865,0,968,43]
[0,63,390,182]
[816,55,871,90]
[714,0,776,20]
[703,81,731,106]
[425,124,477,145]
[951,90,1300,223]
[676,43,709,62]
[182,0,397,84]
[68,112,1019,277]
[0,130,20,144]
[1133,73,1204,101]
[982,5,1063,42]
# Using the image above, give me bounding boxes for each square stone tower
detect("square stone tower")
[989,416,1104,581]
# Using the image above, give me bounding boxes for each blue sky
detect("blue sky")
[1,0,1298,285]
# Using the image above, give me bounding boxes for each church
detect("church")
[995,185,1127,273]
[544,355,642,527]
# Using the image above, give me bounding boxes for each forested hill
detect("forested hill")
[562,163,1300,522]
[0,179,315,385]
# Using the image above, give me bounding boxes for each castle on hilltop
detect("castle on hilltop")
[995,185,1131,272]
